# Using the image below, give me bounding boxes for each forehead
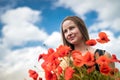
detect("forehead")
[62,20,75,28]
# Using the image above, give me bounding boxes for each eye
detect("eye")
[63,29,67,34]
[69,26,75,30]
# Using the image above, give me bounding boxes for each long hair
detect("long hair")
[61,16,89,50]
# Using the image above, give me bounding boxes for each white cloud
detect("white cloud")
[0,7,49,80]
[1,7,40,24]
[0,46,46,80]
[55,0,120,32]
[0,39,11,58]
[1,7,49,47]
[89,21,110,32]
[0,6,61,80]
[44,31,62,48]
[111,18,120,31]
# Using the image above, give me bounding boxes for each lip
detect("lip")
[68,35,75,41]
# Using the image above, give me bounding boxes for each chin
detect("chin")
[70,41,77,44]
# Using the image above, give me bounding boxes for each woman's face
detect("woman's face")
[62,20,83,45]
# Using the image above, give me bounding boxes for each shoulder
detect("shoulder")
[94,49,112,59]
[104,51,112,58]
[94,48,112,57]
[104,51,115,68]
[94,49,105,56]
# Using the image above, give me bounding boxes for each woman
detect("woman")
[60,16,115,70]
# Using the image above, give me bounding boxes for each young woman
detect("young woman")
[60,16,115,70]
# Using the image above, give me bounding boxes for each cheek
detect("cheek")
[73,29,80,35]
[78,32,83,40]
[64,33,68,39]
[75,30,82,38]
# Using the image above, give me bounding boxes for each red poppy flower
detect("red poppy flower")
[96,55,111,66]
[45,71,52,80]
[86,39,97,46]
[83,52,95,66]
[38,77,42,80]
[111,54,120,63]
[28,69,38,80]
[45,71,57,80]
[38,53,45,61]
[65,67,74,80]
[71,50,82,60]
[48,48,55,54]
[57,66,63,76]
[99,64,111,75]
[71,50,84,67]
[87,66,95,74]
[38,48,55,61]
[96,32,110,44]
[56,45,71,57]
[41,54,60,72]
[109,68,119,76]
[52,73,58,80]
[73,58,85,67]
[41,61,52,72]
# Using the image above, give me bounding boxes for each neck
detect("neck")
[74,42,87,50]
[74,42,90,54]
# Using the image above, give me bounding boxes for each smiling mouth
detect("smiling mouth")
[68,36,75,41]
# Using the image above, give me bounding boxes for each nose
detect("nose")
[67,30,72,36]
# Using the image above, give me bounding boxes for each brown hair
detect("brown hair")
[61,16,89,49]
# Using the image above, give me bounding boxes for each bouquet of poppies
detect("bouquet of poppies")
[28,32,120,80]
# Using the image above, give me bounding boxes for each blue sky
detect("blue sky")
[0,0,73,36]
[0,0,120,80]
